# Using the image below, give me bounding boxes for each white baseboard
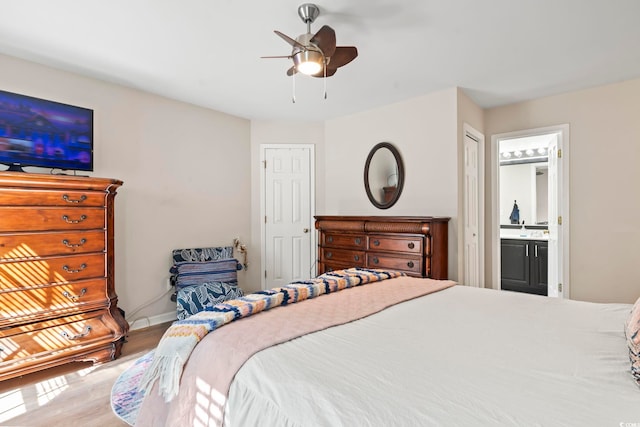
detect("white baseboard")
[128,311,176,331]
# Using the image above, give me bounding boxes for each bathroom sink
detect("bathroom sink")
[500,229,548,240]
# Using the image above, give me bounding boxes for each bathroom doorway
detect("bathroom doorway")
[491,125,570,298]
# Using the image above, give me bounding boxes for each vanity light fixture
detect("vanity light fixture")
[500,148,549,165]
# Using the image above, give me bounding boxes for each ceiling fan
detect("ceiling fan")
[262,3,358,79]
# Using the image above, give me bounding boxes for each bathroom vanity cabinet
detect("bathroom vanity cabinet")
[501,238,548,296]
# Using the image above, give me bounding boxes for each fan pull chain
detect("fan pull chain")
[323,64,327,99]
[292,72,296,103]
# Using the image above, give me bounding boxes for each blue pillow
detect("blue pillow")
[176,281,244,320]
[174,258,238,289]
[171,246,234,264]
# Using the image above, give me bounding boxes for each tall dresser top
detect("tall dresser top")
[0,171,122,192]
[314,216,450,233]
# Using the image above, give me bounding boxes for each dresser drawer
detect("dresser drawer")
[0,253,106,290]
[0,207,105,232]
[320,248,366,266]
[368,235,423,254]
[0,188,105,207]
[0,230,105,259]
[367,253,423,275]
[0,312,114,368]
[322,233,366,250]
[0,278,109,327]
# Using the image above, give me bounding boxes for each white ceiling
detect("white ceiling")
[2,0,640,121]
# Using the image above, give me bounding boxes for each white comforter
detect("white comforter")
[225,285,639,426]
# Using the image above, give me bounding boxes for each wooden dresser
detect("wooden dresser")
[0,172,128,380]
[315,216,450,279]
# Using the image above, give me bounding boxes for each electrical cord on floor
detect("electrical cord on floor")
[125,287,175,328]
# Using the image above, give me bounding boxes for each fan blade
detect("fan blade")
[274,30,305,49]
[311,67,337,78]
[328,46,358,69]
[310,46,357,78]
[261,55,292,59]
[310,25,336,57]
[286,66,297,77]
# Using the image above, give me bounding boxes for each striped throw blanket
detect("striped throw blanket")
[138,268,404,401]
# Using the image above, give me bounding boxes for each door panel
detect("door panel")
[500,239,529,289]
[532,241,548,289]
[547,136,560,297]
[463,132,480,287]
[264,147,312,288]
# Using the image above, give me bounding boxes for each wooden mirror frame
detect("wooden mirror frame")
[364,142,405,209]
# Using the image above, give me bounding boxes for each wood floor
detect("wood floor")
[0,322,171,427]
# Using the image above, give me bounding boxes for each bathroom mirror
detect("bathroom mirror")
[364,142,404,209]
[500,162,548,225]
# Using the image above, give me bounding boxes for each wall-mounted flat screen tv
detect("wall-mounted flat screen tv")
[0,90,93,172]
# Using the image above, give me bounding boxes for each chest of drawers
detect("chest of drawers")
[315,216,450,279]
[0,172,128,380]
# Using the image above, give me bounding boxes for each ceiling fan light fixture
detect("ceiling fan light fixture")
[293,49,323,75]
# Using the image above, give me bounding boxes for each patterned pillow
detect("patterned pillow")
[176,281,244,320]
[174,258,239,289]
[171,246,234,264]
[625,296,640,386]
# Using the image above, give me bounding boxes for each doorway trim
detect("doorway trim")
[491,124,570,297]
[259,143,316,290]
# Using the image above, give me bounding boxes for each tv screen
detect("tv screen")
[0,90,93,172]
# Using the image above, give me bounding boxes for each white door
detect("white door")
[546,135,562,297]
[263,145,314,289]
[463,128,482,287]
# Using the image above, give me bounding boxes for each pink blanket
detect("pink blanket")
[136,275,456,426]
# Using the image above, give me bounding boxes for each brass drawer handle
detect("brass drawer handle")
[354,238,361,245]
[408,242,415,249]
[326,252,333,259]
[63,263,87,273]
[407,261,415,268]
[354,255,360,261]
[373,240,380,246]
[62,288,87,301]
[62,214,87,224]
[62,194,87,204]
[372,257,379,264]
[60,325,92,340]
[62,238,87,248]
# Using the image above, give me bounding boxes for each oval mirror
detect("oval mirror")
[364,142,404,209]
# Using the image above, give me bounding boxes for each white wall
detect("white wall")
[324,88,459,280]
[1,53,252,326]
[486,78,640,303]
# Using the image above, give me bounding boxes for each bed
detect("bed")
[131,272,640,426]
